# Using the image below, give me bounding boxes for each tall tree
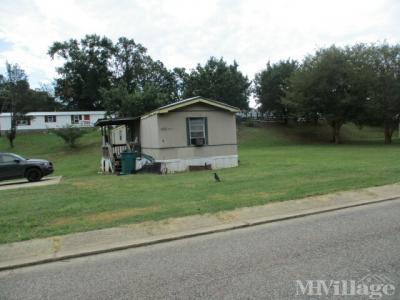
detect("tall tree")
[101,37,179,117]
[183,57,250,109]
[48,34,114,109]
[364,43,400,144]
[101,84,167,118]
[286,46,368,144]
[50,35,179,116]
[1,79,59,113]
[140,59,178,103]
[0,63,31,147]
[171,67,188,100]
[24,89,62,112]
[112,37,149,93]
[0,74,6,112]
[254,60,298,124]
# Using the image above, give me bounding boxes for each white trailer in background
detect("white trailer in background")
[0,111,106,133]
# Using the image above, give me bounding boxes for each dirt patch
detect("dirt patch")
[215,212,238,222]
[72,181,99,189]
[183,183,197,188]
[207,193,231,201]
[52,217,74,226]
[52,206,160,226]
[51,236,63,254]
[85,207,157,223]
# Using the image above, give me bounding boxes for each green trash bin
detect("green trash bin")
[121,151,136,174]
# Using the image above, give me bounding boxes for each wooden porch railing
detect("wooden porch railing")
[112,143,128,156]
[101,143,141,173]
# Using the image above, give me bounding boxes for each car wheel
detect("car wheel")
[26,168,42,182]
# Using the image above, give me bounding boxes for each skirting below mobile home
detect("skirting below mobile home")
[157,155,239,173]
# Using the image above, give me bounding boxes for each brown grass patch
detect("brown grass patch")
[51,236,62,253]
[215,212,238,222]
[207,193,231,201]
[85,207,157,223]
[183,183,197,188]
[52,206,160,226]
[72,181,99,189]
[208,191,271,202]
[52,217,74,226]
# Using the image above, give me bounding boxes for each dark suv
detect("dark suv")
[0,153,54,182]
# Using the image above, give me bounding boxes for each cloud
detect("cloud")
[0,0,399,105]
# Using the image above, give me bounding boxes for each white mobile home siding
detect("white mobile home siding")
[110,125,127,145]
[0,111,105,132]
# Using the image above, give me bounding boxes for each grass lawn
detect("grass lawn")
[0,124,400,244]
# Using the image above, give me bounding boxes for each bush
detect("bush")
[52,125,89,147]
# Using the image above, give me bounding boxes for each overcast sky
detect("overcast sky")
[1,0,399,96]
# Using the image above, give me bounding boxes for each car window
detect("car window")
[1,154,17,163]
[12,154,25,160]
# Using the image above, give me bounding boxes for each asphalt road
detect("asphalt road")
[1,199,400,299]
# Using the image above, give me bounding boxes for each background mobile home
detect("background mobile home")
[0,111,106,133]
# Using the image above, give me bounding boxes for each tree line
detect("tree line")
[254,44,400,144]
[1,34,400,146]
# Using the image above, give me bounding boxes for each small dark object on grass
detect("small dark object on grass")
[214,172,221,182]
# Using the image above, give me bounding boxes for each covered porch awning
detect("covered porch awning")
[94,116,140,127]
[95,116,141,152]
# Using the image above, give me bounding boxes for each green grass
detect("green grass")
[0,124,400,244]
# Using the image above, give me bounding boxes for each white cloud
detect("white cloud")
[0,0,399,105]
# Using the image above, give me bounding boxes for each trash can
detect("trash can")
[121,151,136,174]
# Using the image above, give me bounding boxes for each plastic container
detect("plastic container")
[120,152,136,174]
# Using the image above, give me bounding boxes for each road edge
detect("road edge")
[1,195,399,272]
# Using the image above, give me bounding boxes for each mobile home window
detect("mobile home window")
[71,115,82,124]
[17,119,31,126]
[187,117,208,146]
[45,115,56,123]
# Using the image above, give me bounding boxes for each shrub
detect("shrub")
[52,125,89,148]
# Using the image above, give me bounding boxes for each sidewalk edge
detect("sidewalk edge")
[1,195,398,272]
